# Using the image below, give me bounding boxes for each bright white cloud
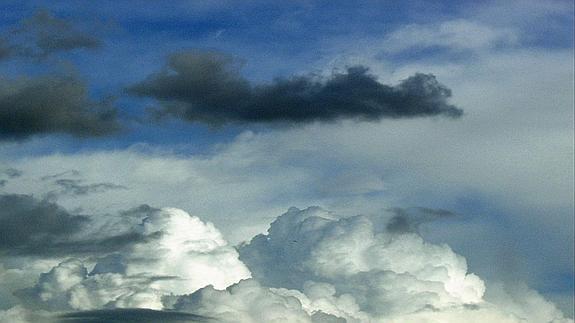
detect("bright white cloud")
[171,206,571,322]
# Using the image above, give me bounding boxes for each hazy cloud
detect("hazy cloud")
[129,51,463,126]
[0,38,14,60]
[41,170,81,181]
[51,179,127,196]
[0,75,119,140]
[10,10,101,58]
[381,19,518,54]
[3,168,23,178]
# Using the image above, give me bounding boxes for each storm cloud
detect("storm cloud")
[129,51,463,125]
[0,75,119,140]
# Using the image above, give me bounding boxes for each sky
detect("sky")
[0,0,573,322]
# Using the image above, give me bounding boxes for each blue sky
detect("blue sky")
[0,0,573,321]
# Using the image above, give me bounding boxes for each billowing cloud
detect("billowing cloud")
[12,207,250,314]
[173,279,315,323]
[0,75,119,140]
[238,207,486,317]
[1,206,571,322]
[129,51,463,125]
[232,206,570,322]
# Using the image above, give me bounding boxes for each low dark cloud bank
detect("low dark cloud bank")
[0,75,119,140]
[130,51,463,125]
[57,308,209,323]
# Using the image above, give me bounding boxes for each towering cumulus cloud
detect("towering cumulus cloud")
[0,206,571,322]
[129,51,463,125]
[174,207,568,322]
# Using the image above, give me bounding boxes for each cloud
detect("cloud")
[0,75,119,140]
[129,50,462,126]
[239,207,485,309]
[15,259,168,311]
[3,168,23,178]
[56,308,209,323]
[1,206,571,322]
[385,207,455,233]
[0,194,89,254]
[0,195,156,257]
[12,208,250,314]
[173,279,316,323]
[233,206,571,322]
[49,179,126,197]
[41,171,81,181]
[8,10,101,59]
[381,19,518,54]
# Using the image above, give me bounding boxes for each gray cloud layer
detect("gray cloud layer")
[129,51,463,125]
[0,75,119,140]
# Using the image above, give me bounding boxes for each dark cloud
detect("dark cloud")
[33,231,162,256]
[10,10,101,58]
[0,195,157,256]
[129,51,463,126]
[56,309,209,323]
[0,75,120,140]
[385,207,456,233]
[0,194,88,253]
